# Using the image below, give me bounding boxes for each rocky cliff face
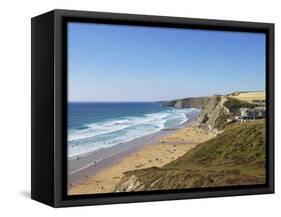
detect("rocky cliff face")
[162,96,211,109]
[163,95,229,131]
[197,95,230,131]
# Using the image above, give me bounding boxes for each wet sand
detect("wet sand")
[68,117,216,195]
[68,111,199,187]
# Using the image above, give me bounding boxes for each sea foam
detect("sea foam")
[68,107,197,157]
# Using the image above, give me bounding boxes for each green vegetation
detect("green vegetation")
[224,97,257,115]
[169,120,265,168]
[116,120,266,191]
[252,99,266,104]
[213,109,231,130]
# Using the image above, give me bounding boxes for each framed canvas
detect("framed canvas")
[31,9,274,207]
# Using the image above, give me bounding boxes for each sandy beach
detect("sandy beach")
[68,119,216,195]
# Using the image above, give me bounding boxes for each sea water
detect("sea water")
[68,102,198,157]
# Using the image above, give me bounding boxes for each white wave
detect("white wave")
[68,119,132,142]
[68,107,199,157]
[68,112,170,142]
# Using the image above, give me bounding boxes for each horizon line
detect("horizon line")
[68,100,162,103]
[68,89,266,103]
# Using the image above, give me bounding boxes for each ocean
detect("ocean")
[68,102,199,157]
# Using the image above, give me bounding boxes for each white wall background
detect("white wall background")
[0,0,279,215]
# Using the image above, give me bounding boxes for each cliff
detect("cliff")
[115,120,265,192]
[114,94,265,192]
[162,96,211,109]
[164,95,230,131]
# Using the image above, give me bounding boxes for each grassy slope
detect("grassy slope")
[224,97,257,115]
[116,120,266,191]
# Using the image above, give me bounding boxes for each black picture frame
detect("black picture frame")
[31,9,274,207]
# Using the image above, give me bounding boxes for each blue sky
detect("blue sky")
[68,22,265,102]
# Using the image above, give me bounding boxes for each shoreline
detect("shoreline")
[68,110,200,188]
[68,110,217,195]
